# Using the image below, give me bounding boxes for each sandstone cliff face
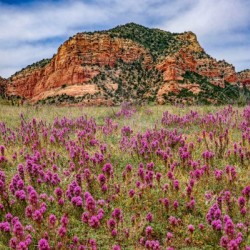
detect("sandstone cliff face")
[176,32,204,53]
[7,33,152,101]
[155,35,238,101]
[238,70,250,87]
[156,49,197,82]
[156,39,237,88]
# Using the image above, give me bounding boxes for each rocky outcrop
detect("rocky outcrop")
[195,59,237,87]
[157,80,201,104]
[156,50,237,88]
[155,36,238,101]
[3,23,249,105]
[238,70,250,88]
[7,33,152,101]
[176,32,204,53]
[156,49,197,82]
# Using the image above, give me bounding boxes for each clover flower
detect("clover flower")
[187,224,195,234]
[146,213,153,223]
[38,238,50,250]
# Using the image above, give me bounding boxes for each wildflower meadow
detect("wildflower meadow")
[0,104,249,249]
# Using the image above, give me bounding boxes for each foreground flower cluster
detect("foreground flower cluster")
[0,105,249,249]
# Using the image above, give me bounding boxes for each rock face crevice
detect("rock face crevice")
[2,23,249,105]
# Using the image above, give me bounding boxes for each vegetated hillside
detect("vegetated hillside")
[0,77,7,97]
[107,23,183,60]
[2,23,250,105]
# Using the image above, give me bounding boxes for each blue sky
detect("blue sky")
[0,0,249,78]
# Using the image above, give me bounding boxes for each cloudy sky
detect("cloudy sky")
[0,0,249,78]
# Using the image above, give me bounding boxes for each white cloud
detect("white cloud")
[0,0,111,77]
[163,0,250,35]
[0,0,249,78]
[207,43,250,71]
[0,43,56,77]
[0,1,108,42]
[161,0,250,71]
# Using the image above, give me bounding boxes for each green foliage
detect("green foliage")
[107,23,182,60]
[37,92,101,105]
[89,59,163,104]
[182,71,250,105]
[38,94,76,105]
[238,69,250,74]
[0,83,6,98]
[177,89,196,98]
[11,58,51,78]
[236,85,250,106]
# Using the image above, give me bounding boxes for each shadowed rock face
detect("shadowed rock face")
[2,23,249,105]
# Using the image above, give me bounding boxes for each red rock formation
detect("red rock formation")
[3,25,248,105]
[7,33,152,100]
[156,49,197,82]
[238,70,250,88]
[156,51,237,88]
[157,80,201,104]
[155,35,238,102]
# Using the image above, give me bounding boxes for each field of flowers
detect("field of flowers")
[0,104,249,250]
